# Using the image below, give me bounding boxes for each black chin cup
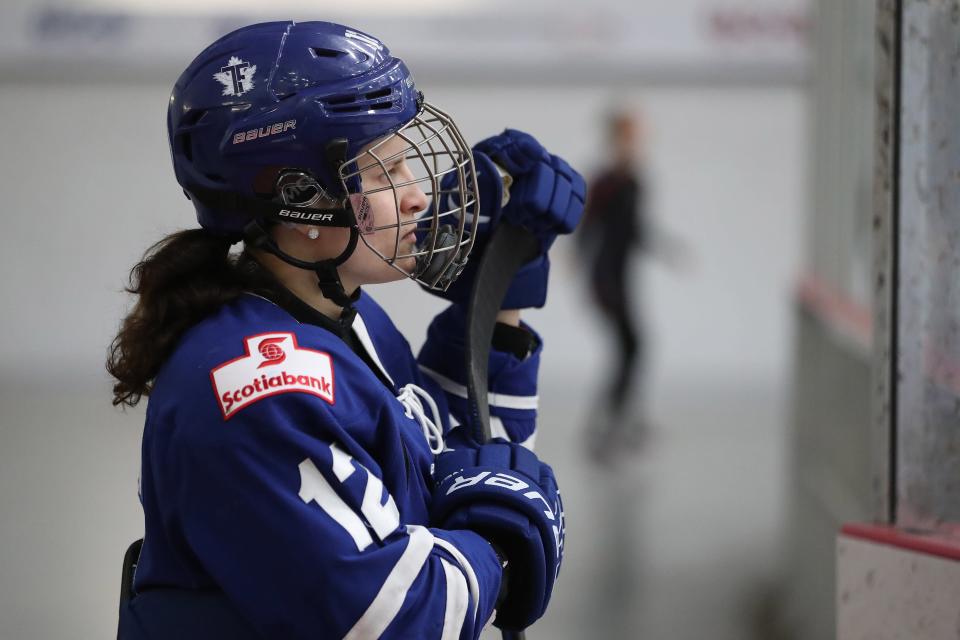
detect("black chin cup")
[417,224,469,289]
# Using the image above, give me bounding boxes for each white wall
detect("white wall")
[0,81,805,639]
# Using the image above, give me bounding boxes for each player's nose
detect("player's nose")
[400,182,429,218]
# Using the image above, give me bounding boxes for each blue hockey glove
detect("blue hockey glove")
[431,428,565,630]
[427,129,586,309]
[475,129,585,244]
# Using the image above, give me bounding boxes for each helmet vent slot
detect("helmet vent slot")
[325,94,356,106]
[328,101,393,114]
[175,108,209,164]
[179,108,208,130]
[311,47,344,58]
[180,132,194,162]
[203,171,227,184]
[365,88,391,100]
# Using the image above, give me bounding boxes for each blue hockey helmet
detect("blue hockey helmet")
[168,21,478,302]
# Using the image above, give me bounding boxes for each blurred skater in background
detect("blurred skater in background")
[579,108,687,460]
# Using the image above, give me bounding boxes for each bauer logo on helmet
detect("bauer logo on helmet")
[276,209,334,223]
[232,120,297,145]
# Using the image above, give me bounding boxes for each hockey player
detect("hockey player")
[107,21,584,640]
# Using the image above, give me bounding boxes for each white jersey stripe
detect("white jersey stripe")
[520,429,537,450]
[447,414,536,450]
[343,525,434,640]
[432,537,481,621]
[354,314,396,387]
[440,559,469,640]
[490,415,537,450]
[489,415,509,441]
[419,366,538,411]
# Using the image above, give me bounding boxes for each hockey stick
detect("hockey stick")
[464,221,541,640]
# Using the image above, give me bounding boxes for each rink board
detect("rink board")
[837,524,960,640]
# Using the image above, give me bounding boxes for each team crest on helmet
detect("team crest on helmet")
[213,56,257,97]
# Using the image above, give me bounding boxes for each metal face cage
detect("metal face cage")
[338,102,479,290]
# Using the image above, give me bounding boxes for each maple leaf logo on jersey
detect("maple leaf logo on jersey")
[210,332,334,420]
[213,56,257,97]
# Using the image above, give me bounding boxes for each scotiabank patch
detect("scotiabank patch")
[210,332,334,420]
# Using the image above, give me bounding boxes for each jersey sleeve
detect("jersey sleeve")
[159,391,502,640]
[416,303,541,447]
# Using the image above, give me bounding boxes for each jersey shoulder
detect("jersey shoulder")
[151,294,379,429]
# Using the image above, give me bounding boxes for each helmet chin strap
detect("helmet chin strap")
[243,137,364,310]
[243,219,361,309]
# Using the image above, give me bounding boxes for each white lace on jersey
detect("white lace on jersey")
[396,383,444,455]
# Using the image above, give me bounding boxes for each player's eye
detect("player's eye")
[376,163,402,181]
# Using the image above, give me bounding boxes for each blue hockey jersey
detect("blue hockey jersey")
[134,288,542,640]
